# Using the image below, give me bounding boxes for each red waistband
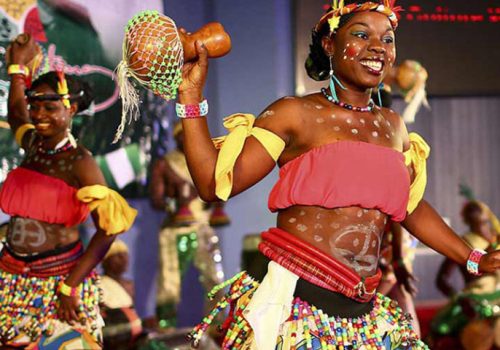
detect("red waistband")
[0,241,83,277]
[259,228,381,303]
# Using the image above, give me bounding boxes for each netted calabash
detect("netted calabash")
[115,10,231,143]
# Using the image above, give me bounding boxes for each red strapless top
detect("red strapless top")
[0,167,90,227]
[268,141,410,222]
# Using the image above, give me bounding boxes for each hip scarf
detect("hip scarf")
[0,242,101,347]
[0,240,83,277]
[260,228,381,303]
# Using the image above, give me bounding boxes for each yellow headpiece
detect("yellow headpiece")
[56,70,71,109]
[104,239,129,260]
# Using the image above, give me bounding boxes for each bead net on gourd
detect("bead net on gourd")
[115,10,184,142]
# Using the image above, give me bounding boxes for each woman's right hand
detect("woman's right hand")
[6,34,41,66]
[177,35,209,104]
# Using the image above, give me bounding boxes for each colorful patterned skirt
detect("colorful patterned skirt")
[0,241,102,349]
[189,228,428,350]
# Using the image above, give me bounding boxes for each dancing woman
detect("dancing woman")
[173,1,500,349]
[0,35,136,348]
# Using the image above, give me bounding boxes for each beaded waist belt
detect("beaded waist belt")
[0,241,83,277]
[259,228,381,303]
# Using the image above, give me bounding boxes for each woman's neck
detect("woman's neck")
[332,81,373,107]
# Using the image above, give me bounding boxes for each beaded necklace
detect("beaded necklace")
[37,136,74,155]
[321,88,375,112]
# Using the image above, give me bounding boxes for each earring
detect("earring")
[67,119,77,148]
[377,83,384,107]
[329,56,346,102]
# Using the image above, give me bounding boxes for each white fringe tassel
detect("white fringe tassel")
[114,60,140,143]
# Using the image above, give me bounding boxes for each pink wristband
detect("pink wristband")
[466,248,486,276]
[175,99,208,118]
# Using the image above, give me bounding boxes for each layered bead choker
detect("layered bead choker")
[37,136,74,155]
[321,88,375,113]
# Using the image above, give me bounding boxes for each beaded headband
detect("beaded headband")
[316,0,402,33]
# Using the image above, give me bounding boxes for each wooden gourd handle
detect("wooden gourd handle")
[179,22,231,61]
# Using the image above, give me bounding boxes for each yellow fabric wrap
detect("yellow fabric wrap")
[76,185,137,235]
[15,123,35,146]
[404,133,430,214]
[212,113,286,201]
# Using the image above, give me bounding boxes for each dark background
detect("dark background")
[294,0,500,96]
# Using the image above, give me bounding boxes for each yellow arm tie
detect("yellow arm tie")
[212,113,285,201]
[76,185,138,235]
[404,133,430,214]
[15,123,35,147]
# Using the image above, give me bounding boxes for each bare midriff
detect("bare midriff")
[277,205,387,278]
[6,216,79,255]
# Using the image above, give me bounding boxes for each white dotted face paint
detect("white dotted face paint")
[303,103,313,109]
[316,213,322,220]
[385,134,390,139]
[373,120,380,128]
[386,120,391,127]
[288,217,297,223]
[315,105,323,110]
[346,118,352,124]
[331,222,340,229]
[371,240,377,248]
[331,114,336,119]
[259,110,275,118]
[343,55,347,60]
[353,238,360,247]
[316,118,325,124]
[334,126,341,131]
[360,118,365,125]
[299,210,306,216]
[351,129,359,135]
[372,131,378,137]
[314,234,324,242]
[357,210,363,218]
[314,223,323,230]
[297,224,308,232]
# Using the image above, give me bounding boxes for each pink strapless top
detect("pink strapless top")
[268,141,410,222]
[0,167,90,227]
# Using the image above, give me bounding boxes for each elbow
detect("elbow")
[198,190,219,203]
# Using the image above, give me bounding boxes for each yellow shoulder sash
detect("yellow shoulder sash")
[212,113,285,201]
[404,133,430,214]
[77,185,137,235]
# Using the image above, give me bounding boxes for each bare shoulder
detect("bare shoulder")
[379,106,410,151]
[71,145,106,187]
[254,95,315,145]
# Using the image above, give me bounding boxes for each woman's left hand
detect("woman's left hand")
[479,250,500,274]
[394,264,418,296]
[58,294,84,325]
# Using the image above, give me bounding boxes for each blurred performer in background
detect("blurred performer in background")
[430,200,500,350]
[150,122,225,329]
[0,35,136,348]
[100,239,143,350]
[378,223,421,336]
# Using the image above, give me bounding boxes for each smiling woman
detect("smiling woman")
[0,35,137,349]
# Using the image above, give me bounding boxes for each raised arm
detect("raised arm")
[176,41,294,202]
[7,35,40,134]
